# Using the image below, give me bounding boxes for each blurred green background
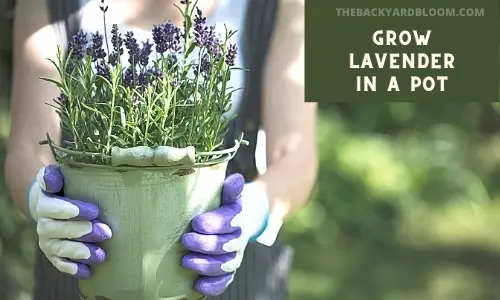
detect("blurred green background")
[3,3,500,300]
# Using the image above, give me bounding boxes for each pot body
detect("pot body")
[60,162,227,300]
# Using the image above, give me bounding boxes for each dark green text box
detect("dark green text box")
[305,0,499,102]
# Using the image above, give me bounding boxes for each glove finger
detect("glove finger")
[191,203,242,235]
[39,239,106,264]
[37,191,99,221]
[221,174,244,205]
[37,218,112,242]
[181,229,246,254]
[194,273,235,297]
[47,256,92,279]
[182,252,242,276]
[37,164,64,194]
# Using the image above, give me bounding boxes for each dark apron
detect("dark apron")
[34,0,293,299]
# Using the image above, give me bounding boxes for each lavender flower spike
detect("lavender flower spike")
[193,8,208,47]
[68,30,88,60]
[123,67,136,87]
[111,24,124,55]
[201,54,211,74]
[152,22,182,54]
[91,32,107,61]
[225,43,237,66]
[96,60,111,81]
[152,24,168,54]
[193,9,220,56]
[139,40,153,66]
[124,31,140,66]
[109,24,123,66]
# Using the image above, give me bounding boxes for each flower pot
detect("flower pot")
[62,161,225,300]
[44,136,247,300]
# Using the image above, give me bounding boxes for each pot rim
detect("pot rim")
[41,133,248,171]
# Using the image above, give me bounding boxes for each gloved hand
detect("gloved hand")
[181,173,282,296]
[27,164,112,279]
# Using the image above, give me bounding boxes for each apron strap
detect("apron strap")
[225,0,279,181]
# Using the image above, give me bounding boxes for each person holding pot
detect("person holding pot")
[4,0,316,299]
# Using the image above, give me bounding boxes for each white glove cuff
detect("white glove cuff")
[242,181,283,247]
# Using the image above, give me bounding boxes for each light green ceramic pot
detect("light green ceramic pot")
[46,136,246,300]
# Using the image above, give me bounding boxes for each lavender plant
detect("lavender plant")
[40,0,242,164]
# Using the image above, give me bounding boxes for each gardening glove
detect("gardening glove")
[27,164,112,279]
[181,173,283,296]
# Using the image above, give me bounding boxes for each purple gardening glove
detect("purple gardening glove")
[27,164,112,279]
[181,173,281,296]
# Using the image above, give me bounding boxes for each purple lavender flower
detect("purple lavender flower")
[139,40,153,66]
[193,9,220,56]
[193,8,208,47]
[111,24,123,54]
[206,26,221,57]
[109,24,123,66]
[91,32,107,61]
[166,23,182,52]
[201,54,211,73]
[68,30,88,60]
[225,43,237,66]
[152,25,167,54]
[171,77,180,88]
[66,62,75,74]
[123,67,136,87]
[96,60,111,81]
[152,22,181,54]
[56,93,67,104]
[152,24,168,54]
[194,54,211,77]
[124,31,140,66]
[108,53,119,66]
[148,67,164,79]
[137,71,148,86]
